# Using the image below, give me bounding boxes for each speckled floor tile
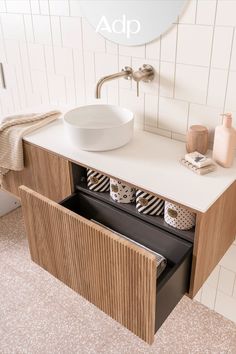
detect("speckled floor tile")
[0,208,236,354]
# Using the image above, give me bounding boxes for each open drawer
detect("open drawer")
[19,186,192,344]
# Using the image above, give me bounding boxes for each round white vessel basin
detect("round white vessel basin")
[64,104,134,151]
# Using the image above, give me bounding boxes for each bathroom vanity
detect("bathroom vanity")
[2,119,236,344]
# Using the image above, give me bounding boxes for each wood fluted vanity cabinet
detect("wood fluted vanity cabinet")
[19,185,193,344]
[2,142,72,202]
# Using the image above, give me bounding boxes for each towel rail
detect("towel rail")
[0,63,6,89]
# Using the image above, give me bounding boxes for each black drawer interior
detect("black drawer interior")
[60,191,192,332]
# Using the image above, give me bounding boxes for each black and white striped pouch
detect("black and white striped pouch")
[136,190,164,216]
[87,169,110,192]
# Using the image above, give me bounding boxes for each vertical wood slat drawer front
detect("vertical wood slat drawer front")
[19,186,157,344]
[2,143,72,202]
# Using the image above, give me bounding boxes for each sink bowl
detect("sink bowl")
[63,104,134,151]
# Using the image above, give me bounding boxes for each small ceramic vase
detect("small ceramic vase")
[110,178,136,203]
[136,190,164,216]
[164,202,195,230]
[87,169,110,192]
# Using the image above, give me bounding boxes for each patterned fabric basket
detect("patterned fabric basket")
[87,169,110,192]
[164,202,195,230]
[136,190,164,216]
[110,178,136,203]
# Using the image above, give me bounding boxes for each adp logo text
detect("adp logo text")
[96,15,141,39]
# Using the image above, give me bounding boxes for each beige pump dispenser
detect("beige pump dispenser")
[213,113,236,168]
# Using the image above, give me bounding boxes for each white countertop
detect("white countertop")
[24,118,236,213]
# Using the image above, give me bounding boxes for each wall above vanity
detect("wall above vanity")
[0,0,236,142]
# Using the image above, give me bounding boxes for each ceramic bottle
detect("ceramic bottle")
[213,113,236,168]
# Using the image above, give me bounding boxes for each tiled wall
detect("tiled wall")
[0,0,236,323]
[1,0,236,140]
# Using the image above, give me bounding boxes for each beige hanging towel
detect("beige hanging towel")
[0,110,61,185]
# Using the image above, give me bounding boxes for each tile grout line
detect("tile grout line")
[80,17,87,104]
[213,265,221,310]
[156,35,162,128]
[222,27,235,114]
[195,0,198,24]
[22,13,34,93]
[205,0,218,106]
[173,18,179,100]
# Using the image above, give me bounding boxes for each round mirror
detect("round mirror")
[80,0,187,46]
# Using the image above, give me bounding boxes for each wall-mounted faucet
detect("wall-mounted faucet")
[95,64,155,99]
[95,66,133,99]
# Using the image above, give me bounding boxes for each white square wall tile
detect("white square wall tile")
[218,267,235,296]
[48,73,67,105]
[1,14,25,41]
[5,40,20,66]
[216,0,236,26]
[73,48,86,105]
[196,0,217,25]
[0,1,6,12]
[207,69,228,108]
[233,280,236,298]
[177,25,213,67]
[160,62,175,98]
[107,86,119,106]
[144,93,158,127]
[6,0,31,13]
[83,51,95,84]
[158,97,188,134]
[205,265,220,288]
[201,284,217,310]
[23,14,34,42]
[54,47,73,77]
[95,53,118,88]
[119,88,144,129]
[39,0,49,15]
[194,288,202,302]
[49,0,69,16]
[175,64,209,104]
[106,40,118,55]
[69,0,83,17]
[215,291,236,323]
[31,69,49,103]
[32,15,52,45]
[188,104,221,140]
[44,45,54,73]
[161,26,177,62]
[28,43,45,71]
[211,27,233,69]
[30,0,40,14]
[119,44,145,58]
[61,17,82,49]
[82,19,105,53]
[50,16,61,46]
[230,32,236,71]
[225,72,236,112]
[219,245,236,273]
[146,39,160,60]
[179,0,197,24]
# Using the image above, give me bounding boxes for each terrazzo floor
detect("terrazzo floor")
[0,208,236,354]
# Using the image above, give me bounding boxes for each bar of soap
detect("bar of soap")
[180,158,217,175]
[185,151,213,168]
